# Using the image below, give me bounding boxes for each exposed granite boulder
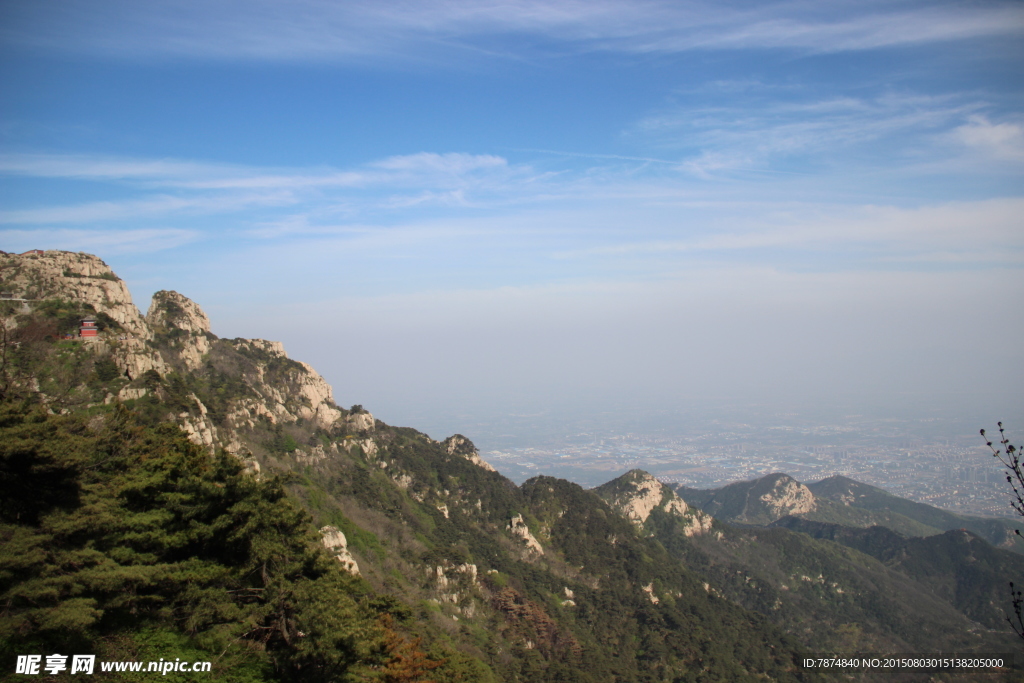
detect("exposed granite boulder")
[147,290,212,372]
[508,513,544,555]
[443,434,496,472]
[319,526,360,575]
[759,475,817,518]
[595,470,714,537]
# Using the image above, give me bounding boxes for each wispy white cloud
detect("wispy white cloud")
[550,197,1024,261]
[0,152,515,190]
[634,92,993,175]
[632,2,1024,52]
[2,148,1020,276]
[0,151,526,225]
[0,227,198,254]
[0,192,293,225]
[3,0,1021,62]
[208,191,1024,290]
[372,152,507,174]
[0,153,230,180]
[952,115,1024,162]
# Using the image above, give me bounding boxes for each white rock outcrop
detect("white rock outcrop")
[293,360,345,428]
[111,338,168,380]
[0,251,167,379]
[147,290,212,371]
[616,472,671,525]
[508,513,544,554]
[642,582,660,605]
[601,471,714,537]
[681,510,715,537]
[442,434,496,472]
[179,396,218,449]
[228,338,344,430]
[1,250,357,459]
[319,526,360,575]
[356,438,378,458]
[346,411,375,432]
[426,563,480,614]
[759,477,817,517]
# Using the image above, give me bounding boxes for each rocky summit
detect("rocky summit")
[1,249,1020,682]
[595,470,714,537]
[1,250,366,459]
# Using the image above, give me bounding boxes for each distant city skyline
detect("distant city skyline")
[2,0,1022,430]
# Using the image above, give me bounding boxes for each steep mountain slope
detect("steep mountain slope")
[674,473,817,526]
[807,475,1022,551]
[0,402,380,683]
[1,251,814,682]
[675,473,1022,553]
[594,470,713,537]
[3,250,1019,681]
[1,251,367,461]
[605,471,1019,657]
[276,423,813,681]
[772,517,1024,632]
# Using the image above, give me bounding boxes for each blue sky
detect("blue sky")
[1,0,1022,436]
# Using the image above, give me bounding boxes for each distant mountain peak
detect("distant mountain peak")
[672,472,816,525]
[755,473,817,518]
[7,249,1022,672]
[596,469,714,536]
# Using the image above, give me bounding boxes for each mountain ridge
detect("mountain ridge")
[2,249,1019,681]
[2,250,813,681]
[674,472,1022,553]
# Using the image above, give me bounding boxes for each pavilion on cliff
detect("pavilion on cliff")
[79,317,98,339]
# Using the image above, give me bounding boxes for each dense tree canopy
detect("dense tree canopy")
[0,400,385,681]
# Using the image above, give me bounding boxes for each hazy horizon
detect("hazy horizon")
[2,0,1022,439]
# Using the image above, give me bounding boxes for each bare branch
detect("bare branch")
[982,423,1024,643]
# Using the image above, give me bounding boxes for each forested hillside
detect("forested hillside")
[1,251,812,681]
[674,474,1022,552]
[1,250,1018,682]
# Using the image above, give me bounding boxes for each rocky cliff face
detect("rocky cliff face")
[508,513,545,554]
[442,434,496,472]
[319,526,360,575]
[596,470,714,537]
[1,250,167,380]
[676,473,817,525]
[0,250,509,477]
[0,250,362,459]
[147,289,212,372]
[758,475,816,518]
[1,251,148,336]
[215,337,345,432]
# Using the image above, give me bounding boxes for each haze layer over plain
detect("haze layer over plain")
[1,0,1022,434]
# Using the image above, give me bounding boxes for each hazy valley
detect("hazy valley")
[460,411,1012,520]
